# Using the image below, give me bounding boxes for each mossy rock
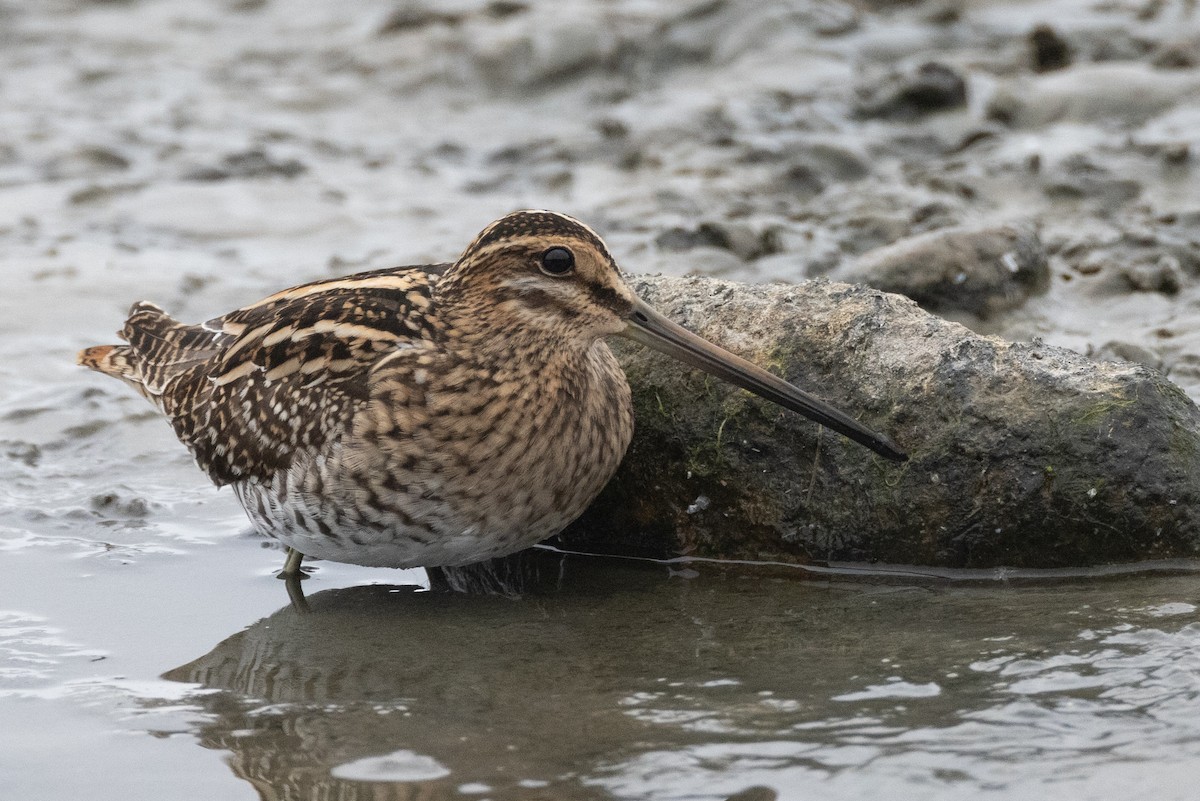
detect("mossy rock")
[561,275,1200,568]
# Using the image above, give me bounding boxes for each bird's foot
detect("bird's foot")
[277,547,306,579]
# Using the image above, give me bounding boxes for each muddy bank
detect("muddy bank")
[563,275,1200,568]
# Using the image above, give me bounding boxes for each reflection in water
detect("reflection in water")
[164,552,1200,800]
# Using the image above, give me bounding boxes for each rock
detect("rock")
[1041,155,1142,207]
[657,245,746,278]
[757,141,872,199]
[1160,143,1190,165]
[655,221,776,261]
[987,64,1200,127]
[1028,24,1071,73]
[829,223,1049,318]
[1061,226,1200,296]
[377,0,528,35]
[183,149,307,181]
[775,163,826,197]
[1093,341,1164,372]
[784,141,872,184]
[68,182,144,206]
[561,275,1200,568]
[1153,37,1200,69]
[2,440,41,468]
[799,182,969,259]
[854,61,968,119]
[468,6,617,89]
[724,788,779,801]
[810,2,860,37]
[89,490,152,519]
[377,4,468,34]
[1121,255,1184,295]
[44,145,131,180]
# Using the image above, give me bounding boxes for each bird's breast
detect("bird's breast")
[333,339,634,551]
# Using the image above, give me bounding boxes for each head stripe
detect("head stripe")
[464,210,609,262]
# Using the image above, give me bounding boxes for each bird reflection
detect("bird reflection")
[163,551,818,799]
[167,551,680,800]
[281,547,574,613]
[162,552,1009,801]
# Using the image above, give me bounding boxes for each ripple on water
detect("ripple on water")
[832,681,943,702]
[584,579,1200,799]
[330,749,452,782]
[0,611,105,691]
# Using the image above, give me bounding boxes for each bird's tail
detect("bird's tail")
[78,301,221,405]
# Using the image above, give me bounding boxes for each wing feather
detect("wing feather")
[105,265,448,485]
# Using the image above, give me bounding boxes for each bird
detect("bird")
[78,210,906,577]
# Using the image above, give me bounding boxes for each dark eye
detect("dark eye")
[540,247,575,276]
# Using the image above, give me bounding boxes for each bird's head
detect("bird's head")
[443,209,637,343]
[443,210,906,462]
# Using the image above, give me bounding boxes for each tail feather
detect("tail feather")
[78,302,224,402]
[77,343,134,376]
[120,302,220,360]
[77,343,159,401]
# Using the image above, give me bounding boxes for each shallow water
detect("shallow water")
[5,539,1200,800]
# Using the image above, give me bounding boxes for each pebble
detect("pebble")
[183,150,307,182]
[1028,24,1071,72]
[832,223,1049,317]
[854,61,968,120]
[987,63,1200,127]
[1093,340,1164,371]
[1121,255,1184,296]
[656,221,776,261]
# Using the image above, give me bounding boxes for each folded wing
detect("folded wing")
[78,265,446,485]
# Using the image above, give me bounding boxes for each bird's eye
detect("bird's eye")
[540,247,575,276]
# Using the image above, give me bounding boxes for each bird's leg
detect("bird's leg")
[279,547,305,578]
[283,572,311,613]
[278,548,310,611]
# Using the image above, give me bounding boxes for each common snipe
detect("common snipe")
[79,210,905,575]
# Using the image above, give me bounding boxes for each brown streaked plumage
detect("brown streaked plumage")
[79,210,906,575]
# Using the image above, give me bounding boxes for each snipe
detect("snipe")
[79,210,905,576]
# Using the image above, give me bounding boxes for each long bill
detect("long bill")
[621,298,908,462]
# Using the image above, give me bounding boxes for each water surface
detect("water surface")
[5,534,1200,800]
